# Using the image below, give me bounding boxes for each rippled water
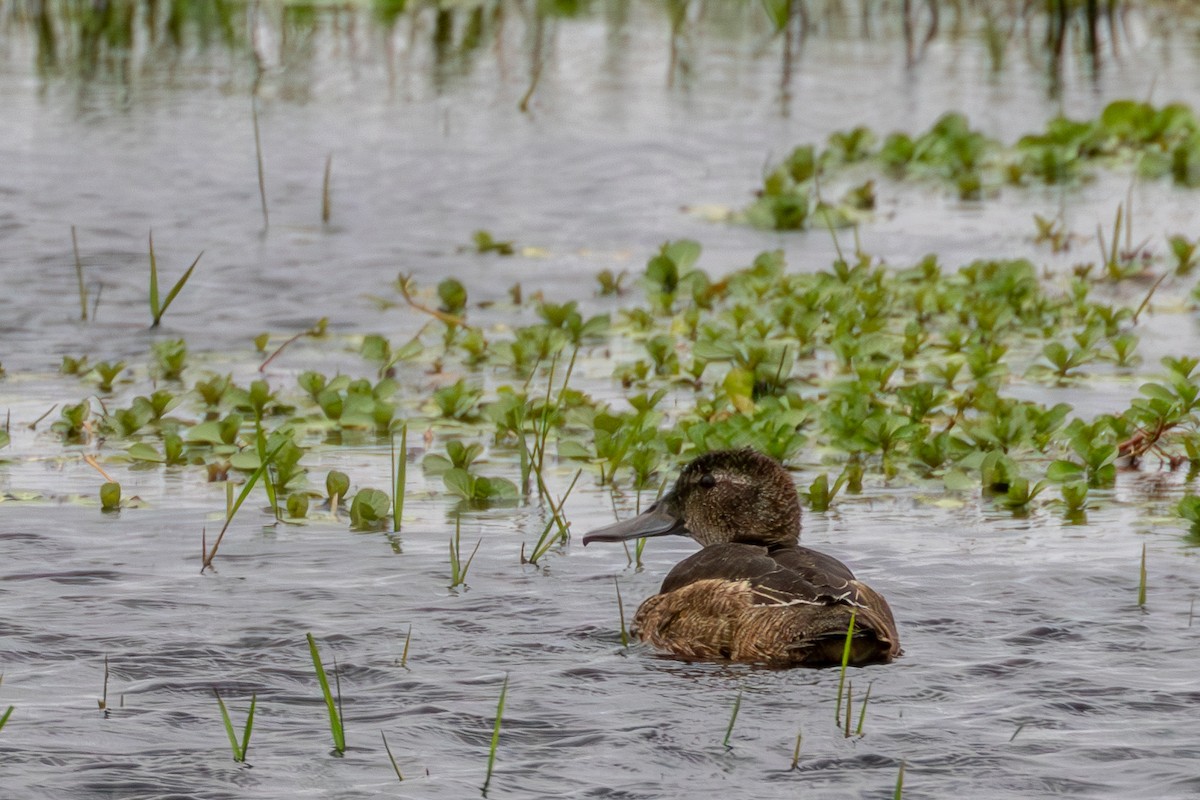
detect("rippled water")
[4,2,1200,798]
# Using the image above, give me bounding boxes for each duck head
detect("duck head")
[582,448,802,549]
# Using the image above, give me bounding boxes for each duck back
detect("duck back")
[632,544,900,667]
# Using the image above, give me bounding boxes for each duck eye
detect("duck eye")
[698,473,716,489]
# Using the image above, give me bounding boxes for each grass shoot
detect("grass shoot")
[71,225,86,321]
[834,610,857,726]
[213,688,256,763]
[98,655,109,711]
[306,633,346,754]
[322,153,332,223]
[400,625,412,668]
[449,515,482,589]
[894,760,906,799]
[147,232,202,328]
[381,731,404,782]
[722,689,742,748]
[481,673,508,796]
[253,96,268,228]
[201,438,287,571]
[391,424,407,533]
[1138,543,1147,607]
[790,729,802,769]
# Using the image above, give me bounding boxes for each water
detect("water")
[3,2,1200,797]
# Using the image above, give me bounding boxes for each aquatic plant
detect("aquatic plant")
[201,438,287,571]
[473,230,514,255]
[1138,543,1148,607]
[391,425,407,533]
[448,515,481,589]
[722,690,742,748]
[147,233,201,328]
[306,633,346,754]
[481,673,508,797]
[213,689,256,763]
[381,731,404,782]
[349,488,390,532]
[834,610,856,727]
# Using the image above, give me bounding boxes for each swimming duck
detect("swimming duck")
[583,448,900,668]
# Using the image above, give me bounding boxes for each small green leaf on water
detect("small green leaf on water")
[254,333,270,352]
[126,443,165,463]
[326,471,350,504]
[349,488,391,531]
[100,481,121,511]
[286,493,309,519]
[942,469,975,492]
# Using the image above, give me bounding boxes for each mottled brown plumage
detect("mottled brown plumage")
[583,449,901,668]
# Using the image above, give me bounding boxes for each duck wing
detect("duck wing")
[639,544,901,666]
[659,543,856,605]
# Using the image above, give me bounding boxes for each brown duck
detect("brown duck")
[583,448,900,668]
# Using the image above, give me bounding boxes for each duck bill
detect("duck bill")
[582,500,688,545]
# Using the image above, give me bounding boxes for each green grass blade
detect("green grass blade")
[202,438,288,571]
[400,625,412,668]
[0,705,13,731]
[835,610,857,726]
[856,681,873,736]
[213,688,243,761]
[306,633,346,753]
[391,424,407,533]
[790,729,802,769]
[148,231,160,320]
[894,759,906,799]
[722,690,742,748]
[381,731,404,782]
[240,693,257,761]
[72,225,87,321]
[481,673,508,796]
[155,250,203,326]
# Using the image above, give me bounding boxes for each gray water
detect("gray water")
[4,2,1200,797]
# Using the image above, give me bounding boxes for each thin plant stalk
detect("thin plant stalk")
[843,681,852,737]
[253,96,269,228]
[894,760,906,799]
[527,469,582,564]
[481,674,508,796]
[391,424,407,533]
[856,681,873,736]
[790,729,802,769]
[322,153,333,224]
[201,439,287,571]
[834,610,857,725]
[213,688,256,763]
[614,577,628,648]
[71,225,87,321]
[306,633,346,754]
[1138,542,1147,607]
[0,704,12,731]
[449,515,482,589]
[255,422,280,522]
[400,625,412,668]
[722,690,742,748]
[381,731,404,782]
[148,232,203,328]
[98,655,109,710]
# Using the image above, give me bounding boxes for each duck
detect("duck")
[583,448,900,668]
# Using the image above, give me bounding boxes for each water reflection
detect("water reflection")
[13,0,1191,108]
